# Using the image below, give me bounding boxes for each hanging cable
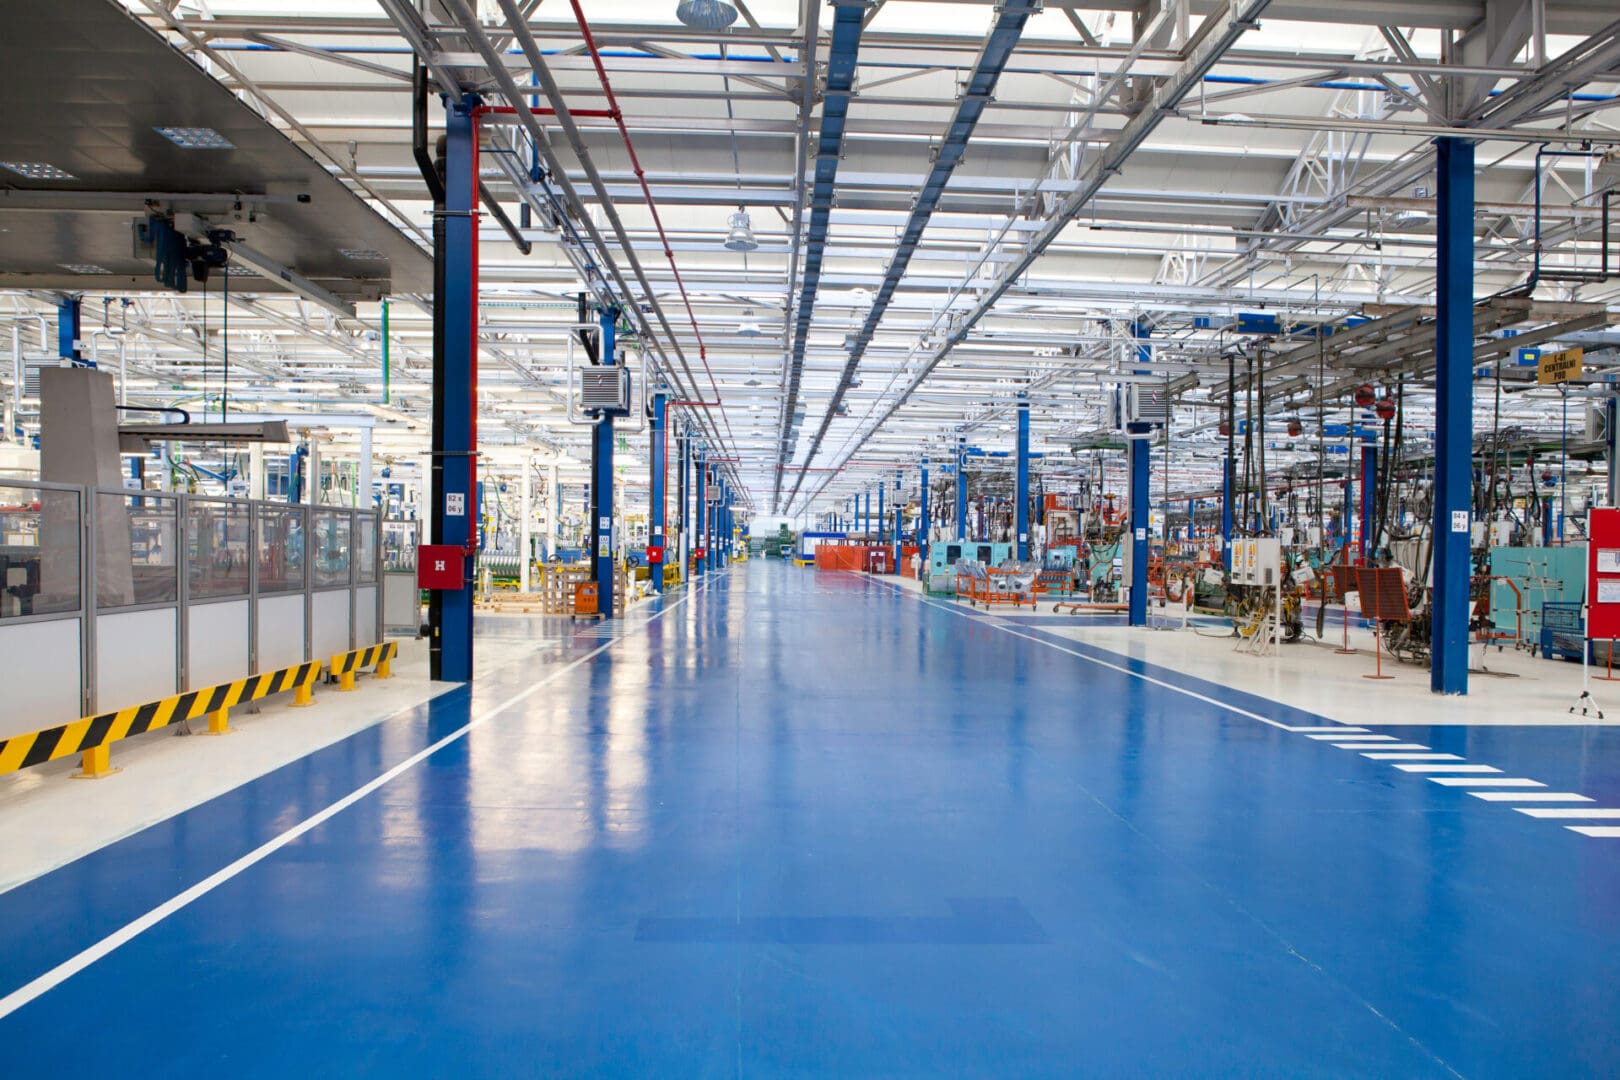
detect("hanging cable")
[222,264,230,417]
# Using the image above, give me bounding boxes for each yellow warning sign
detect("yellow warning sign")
[1537,346,1584,385]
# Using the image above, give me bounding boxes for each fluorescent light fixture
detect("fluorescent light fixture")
[155,126,235,150]
[59,263,111,274]
[0,161,74,180]
[339,248,385,261]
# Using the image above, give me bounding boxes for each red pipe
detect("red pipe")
[566,0,733,447]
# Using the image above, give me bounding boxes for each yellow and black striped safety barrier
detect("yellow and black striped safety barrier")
[0,661,322,780]
[328,641,397,691]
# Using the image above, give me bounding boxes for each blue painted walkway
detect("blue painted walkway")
[3,563,1620,1077]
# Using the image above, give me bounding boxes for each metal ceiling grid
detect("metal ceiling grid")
[0,0,1614,513]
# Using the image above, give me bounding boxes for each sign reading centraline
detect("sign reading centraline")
[1537,346,1584,385]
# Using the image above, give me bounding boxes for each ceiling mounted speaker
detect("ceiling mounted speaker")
[676,1,739,31]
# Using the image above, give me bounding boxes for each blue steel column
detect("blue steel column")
[649,392,667,594]
[892,470,903,570]
[436,97,478,681]
[1432,136,1474,695]
[1360,443,1376,561]
[678,422,691,575]
[878,482,886,546]
[1127,321,1151,627]
[1220,456,1233,569]
[694,450,706,577]
[707,468,718,572]
[1016,391,1030,560]
[955,436,968,540]
[919,457,931,558]
[58,297,83,365]
[591,308,618,617]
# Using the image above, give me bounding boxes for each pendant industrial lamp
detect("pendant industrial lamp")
[724,207,759,252]
[676,0,738,31]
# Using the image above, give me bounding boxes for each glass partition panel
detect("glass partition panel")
[97,491,179,608]
[0,483,81,619]
[313,510,352,588]
[257,505,306,593]
[355,513,378,584]
[382,519,418,573]
[187,499,250,599]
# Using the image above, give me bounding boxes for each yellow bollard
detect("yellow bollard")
[73,744,119,780]
[376,655,393,680]
[338,669,357,692]
[203,706,232,735]
[291,682,315,708]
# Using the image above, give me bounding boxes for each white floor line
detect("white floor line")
[882,580,1319,733]
[0,570,723,1021]
[883,576,1608,840]
[1566,826,1620,837]
[1470,791,1593,802]
[1430,777,1545,787]
[1516,808,1620,819]
[1363,753,1463,761]
[1391,764,1501,773]
[1308,734,1398,742]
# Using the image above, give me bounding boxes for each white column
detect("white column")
[548,459,560,559]
[520,452,533,593]
[305,435,319,506]
[248,442,266,500]
[359,425,373,509]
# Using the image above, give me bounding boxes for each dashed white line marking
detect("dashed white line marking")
[1393,764,1501,773]
[1430,777,1545,787]
[1566,826,1620,837]
[885,576,1603,840]
[1515,808,1620,819]
[1470,791,1593,802]
[1308,733,1398,741]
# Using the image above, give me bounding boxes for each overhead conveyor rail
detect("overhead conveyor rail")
[789,0,1277,512]
[784,0,1040,511]
[772,0,864,512]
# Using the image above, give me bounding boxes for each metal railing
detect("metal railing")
[0,478,382,741]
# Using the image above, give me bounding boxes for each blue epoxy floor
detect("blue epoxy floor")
[4,563,1620,1077]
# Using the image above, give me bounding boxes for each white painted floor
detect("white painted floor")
[888,572,1618,728]
[0,620,614,895]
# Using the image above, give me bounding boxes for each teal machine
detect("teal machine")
[926,540,1014,594]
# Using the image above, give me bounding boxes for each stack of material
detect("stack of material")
[542,563,592,614]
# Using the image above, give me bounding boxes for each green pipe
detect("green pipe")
[380,297,391,405]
